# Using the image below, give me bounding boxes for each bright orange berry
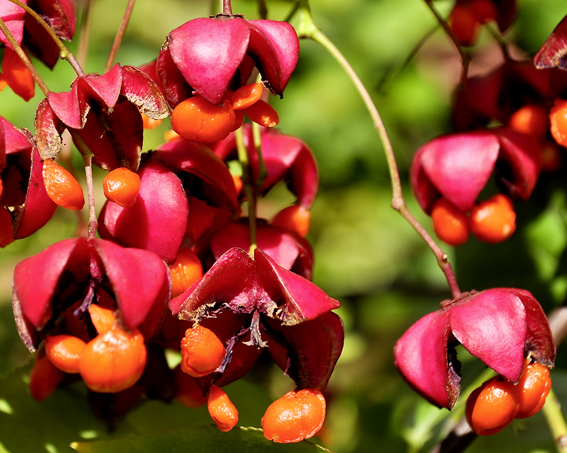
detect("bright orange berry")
[262,388,327,443]
[29,351,64,402]
[88,304,117,335]
[2,47,35,101]
[42,159,85,210]
[245,100,279,128]
[207,385,239,432]
[169,248,204,297]
[180,325,225,378]
[469,194,516,244]
[550,98,567,147]
[103,167,141,208]
[44,335,87,374]
[271,205,311,238]
[173,364,207,408]
[509,104,549,140]
[430,198,469,246]
[79,327,147,393]
[171,95,240,143]
[514,361,551,419]
[232,83,264,110]
[450,4,480,46]
[466,377,519,436]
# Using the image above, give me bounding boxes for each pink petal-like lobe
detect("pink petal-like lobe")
[450,289,526,383]
[394,309,458,409]
[98,161,188,263]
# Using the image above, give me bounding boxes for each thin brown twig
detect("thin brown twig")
[104,0,137,73]
[5,0,84,76]
[304,21,462,299]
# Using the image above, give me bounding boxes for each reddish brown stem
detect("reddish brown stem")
[305,22,462,299]
[223,0,233,15]
[104,0,137,73]
[5,0,84,77]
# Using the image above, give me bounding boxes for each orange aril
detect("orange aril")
[232,83,264,110]
[103,167,141,208]
[88,304,117,335]
[261,388,327,443]
[245,100,279,128]
[44,335,87,374]
[469,194,516,244]
[207,385,238,432]
[79,327,147,393]
[466,377,519,436]
[42,159,85,210]
[514,361,551,419]
[180,325,225,378]
[431,198,469,246]
[508,104,549,140]
[169,248,204,297]
[171,95,241,143]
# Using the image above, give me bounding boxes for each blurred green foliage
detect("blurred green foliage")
[2,0,567,451]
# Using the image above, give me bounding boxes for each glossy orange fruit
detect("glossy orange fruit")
[514,361,551,419]
[103,167,141,208]
[431,198,469,246]
[42,159,85,210]
[79,327,147,393]
[180,325,226,378]
[466,377,519,436]
[207,385,239,432]
[169,248,204,298]
[245,99,279,128]
[171,95,241,143]
[469,194,516,244]
[88,304,117,335]
[44,335,87,374]
[509,104,549,140]
[261,388,327,443]
[232,83,264,110]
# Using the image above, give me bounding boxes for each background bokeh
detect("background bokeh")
[1,0,567,451]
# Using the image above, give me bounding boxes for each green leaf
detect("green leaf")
[0,364,110,453]
[70,426,332,453]
[0,362,282,453]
